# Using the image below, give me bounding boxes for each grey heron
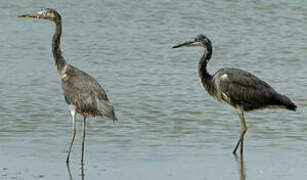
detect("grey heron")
[18,8,118,163]
[173,34,297,155]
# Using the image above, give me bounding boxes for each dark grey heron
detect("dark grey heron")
[18,8,117,163]
[173,34,297,155]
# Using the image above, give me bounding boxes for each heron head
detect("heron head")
[18,8,60,22]
[172,34,211,48]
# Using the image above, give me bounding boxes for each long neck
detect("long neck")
[52,17,67,76]
[198,44,213,82]
[198,43,216,96]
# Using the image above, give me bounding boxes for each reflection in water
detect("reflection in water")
[234,154,246,180]
[66,163,73,180]
[66,162,85,180]
[81,162,85,180]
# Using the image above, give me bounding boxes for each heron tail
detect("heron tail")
[279,94,297,111]
[96,99,118,121]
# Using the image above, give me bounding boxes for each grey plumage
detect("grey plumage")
[212,68,296,111]
[19,8,117,163]
[61,65,116,120]
[173,34,297,155]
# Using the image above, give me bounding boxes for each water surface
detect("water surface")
[0,0,307,179]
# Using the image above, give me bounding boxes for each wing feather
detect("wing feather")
[213,68,278,110]
[61,65,111,115]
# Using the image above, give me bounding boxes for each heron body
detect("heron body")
[204,68,296,111]
[61,64,116,119]
[173,34,297,155]
[19,8,117,163]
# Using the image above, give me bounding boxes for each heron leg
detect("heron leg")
[81,116,87,164]
[66,105,76,163]
[233,106,247,155]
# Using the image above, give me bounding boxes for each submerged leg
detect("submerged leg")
[66,105,77,163]
[81,116,87,164]
[233,106,247,155]
[233,154,246,180]
[66,161,73,180]
[81,159,85,180]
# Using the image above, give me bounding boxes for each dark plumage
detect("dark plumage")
[173,34,297,155]
[212,68,297,111]
[19,8,117,163]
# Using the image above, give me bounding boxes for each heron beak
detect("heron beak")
[18,12,43,19]
[172,40,201,48]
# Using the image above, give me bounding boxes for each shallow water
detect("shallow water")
[1,0,307,179]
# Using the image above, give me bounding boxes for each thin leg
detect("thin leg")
[233,106,247,155]
[66,105,76,164]
[81,116,87,164]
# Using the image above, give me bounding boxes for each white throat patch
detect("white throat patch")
[61,64,68,79]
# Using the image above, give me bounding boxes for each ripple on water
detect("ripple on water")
[1,0,307,179]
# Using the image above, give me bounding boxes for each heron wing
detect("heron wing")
[61,65,110,114]
[214,68,277,110]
